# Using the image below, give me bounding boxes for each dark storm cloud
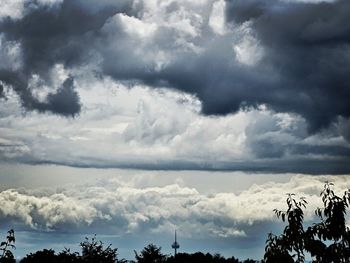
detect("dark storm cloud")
[224,0,350,133]
[97,0,350,136]
[157,0,350,134]
[1,0,350,134]
[0,70,80,115]
[0,83,5,98]
[45,77,81,115]
[0,0,133,116]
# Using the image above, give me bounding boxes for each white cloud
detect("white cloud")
[0,0,63,20]
[0,72,349,170]
[1,0,349,172]
[0,174,348,239]
[0,0,25,20]
[117,14,157,39]
[209,0,226,35]
[233,22,264,66]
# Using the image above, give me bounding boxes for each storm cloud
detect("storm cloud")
[225,0,350,132]
[0,0,133,116]
[0,0,349,134]
[1,2,350,258]
[0,76,349,173]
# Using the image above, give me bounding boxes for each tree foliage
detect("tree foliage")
[20,249,58,263]
[80,235,119,263]
[134,244,167,263]
[0,229,15,263]
[264,182,350,263]
[20,235,125,263]
[167,252,242,263]
[134,246,257,263]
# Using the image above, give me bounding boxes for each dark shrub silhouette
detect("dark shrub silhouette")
[20,249,59,263]
[80,236,119,263]
[167,252,241,263]
[0,229,15,263]
[264,182,350,263]
[20,235,125,263]
[18,238,259,263]
[134,244,167,263]
[20,248,83,263]
[57,248,81,263]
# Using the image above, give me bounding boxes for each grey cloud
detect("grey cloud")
[1,0,349,135]
[0,0,131,74]
[244,110,350,169]
[0,0,133,116]
[1,0,350,169]
[99,0,350,138]
[0,79,349,173]
[225,0,350,133]
[337,117,350,143]
[45,77,81,116]
[0,83,4,98]
[0,71,80,116]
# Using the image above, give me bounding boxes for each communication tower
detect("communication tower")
[171,230,180,257]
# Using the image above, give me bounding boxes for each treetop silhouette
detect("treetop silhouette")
[0,229,15,263]
[264,182,350,263]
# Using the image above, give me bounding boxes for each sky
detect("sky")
[0,0,349,260]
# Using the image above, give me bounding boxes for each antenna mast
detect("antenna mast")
[171,230,180,257]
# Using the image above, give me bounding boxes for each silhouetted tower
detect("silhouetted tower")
[171,230,180,257]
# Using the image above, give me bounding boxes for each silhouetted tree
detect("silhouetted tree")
[0,229,15,263]
[226,256,241,263]
[166,252,242,263]
[57,248,81,263]
[304,182,350,262]
[20,235,126,263]
[80,235,120,263]
[264,182,350,263]
[134,244,167,263]
[20,248,83,263]
[20,249,58,263]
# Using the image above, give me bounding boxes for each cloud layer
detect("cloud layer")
[0,0,349,135]
[1,0,350,171]
[0,74,349,172]
[226,0,350,132]
[0,174,349,242]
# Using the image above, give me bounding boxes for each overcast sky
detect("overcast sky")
[0,0,350,260]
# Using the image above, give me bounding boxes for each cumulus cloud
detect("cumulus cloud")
[226,0,350,133]
[0,0,349,171]
[0,174,348,240]
[0,74,349,172]
[0,0,349,137]
[0,0,132,116]
[0,34,22,71]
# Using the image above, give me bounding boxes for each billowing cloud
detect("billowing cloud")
[0,0,349,136]
[226,0,350,133]
[1,2,349,259]
[0,75,349,172]
[0,0,133,116]
[0,174,349,240]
